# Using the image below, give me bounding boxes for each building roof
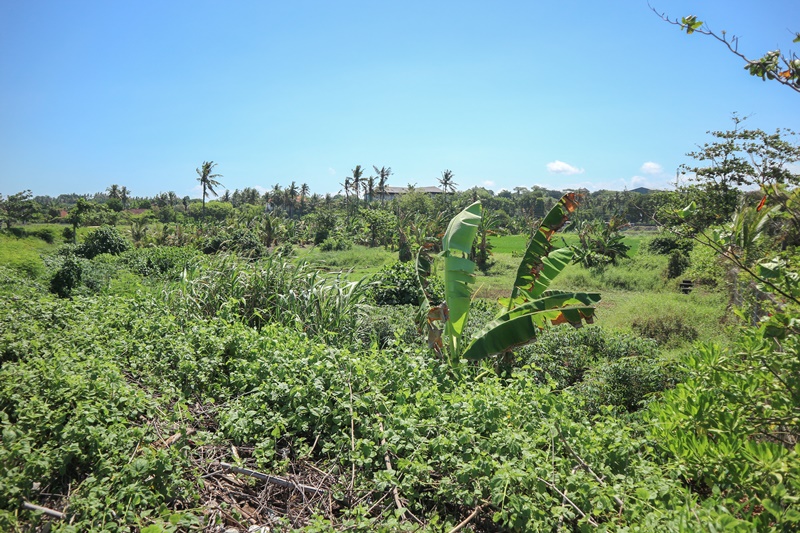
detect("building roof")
[383,186,444,194]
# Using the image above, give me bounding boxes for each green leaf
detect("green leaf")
[681,15,703,34]
[442,201,482,352]
[510,193,579,306]
[462,292,600,360]
[679,201,698,219]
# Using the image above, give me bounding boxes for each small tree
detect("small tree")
[67,198,94,244]
[2,190,36,228]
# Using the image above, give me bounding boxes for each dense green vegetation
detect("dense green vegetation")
[1,123,799,531]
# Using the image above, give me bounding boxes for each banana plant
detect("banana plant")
[418,193,600,362]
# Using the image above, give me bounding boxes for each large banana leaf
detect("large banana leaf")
[462,291,601,360]
[442,201,481,353]
[509,193,579,307]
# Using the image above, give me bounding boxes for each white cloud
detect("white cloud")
[328,167,336,176]
[254,185,268,195]
[631,175,647,186]
[482,180,495,187]
[546,160,584,175]
[640,162,663,175]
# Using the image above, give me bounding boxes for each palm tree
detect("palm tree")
[350,165,364,205]
[196,161,224,217]
[300,183,310,214]
[286,181,299,218]
[271,183,283,210]
[120,186,130,209]
[438,169,457,199]
[365,176,376,206]
[373,166,392,204]
[106,184,121,200]
[341,177,352,211]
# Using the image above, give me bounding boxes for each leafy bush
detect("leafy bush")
[77,224,131,259]
[646,233,693,255]
[571,218,631,268]
[121,246,200,279]
[517,326,660,390]
[372,261,431,306]
[632,313,699,346]
[665,249,690,279]
[162,255,373,346]
[650,330,800,529]
[575,357,679,414]
[683,241,727,287]
[201,227,266,258]
[49,254,83,297]
[319,234,353,251]
[359,304,422,348]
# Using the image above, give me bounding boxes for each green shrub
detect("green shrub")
[62,226,75,242]
[632,314,699,346]
[121,246,200,279]
[650,328,800,529]
[319,234,353,251]
[360,304,422,348]
[575,357,679,413]
[49,254,83,297]
[647,233,693,255]
[28,228,55,244]
[201,227,266,258]
[517,326,660,389]
[683,242,727,288]
[78,225,131,259]
[371,261,444,306]
[665,250,690,279]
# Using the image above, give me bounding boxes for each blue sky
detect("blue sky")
[1,1,798,199]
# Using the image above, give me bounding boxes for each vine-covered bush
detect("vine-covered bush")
[200,227,266,258]
[647,233,693,255]
[371,261,444,306]
[319,234,353,251]
[665,249,690,279]
[49,254,83,297]
[77,224,131,259]
[521,326,654,384]
[121,246,200,279]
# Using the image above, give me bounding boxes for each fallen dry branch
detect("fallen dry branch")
[448,503,484,533]
[23,501,65,520]
[219,462,328,496]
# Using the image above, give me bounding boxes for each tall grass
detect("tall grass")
[161,253,374,345]
[299,244,395,274]
[0,232,57,278]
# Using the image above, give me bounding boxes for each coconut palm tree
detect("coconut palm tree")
[373,166,392,204]
[438,169,457,197]
[286,181,299,218]
[350,165,364,205]
[271,183,283,211]
[300,183,310,214]
[341,177,352,211]
[196,161,224,217]
[365,176,375,206]
[106,184,121,200]
[120,187,130,209]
